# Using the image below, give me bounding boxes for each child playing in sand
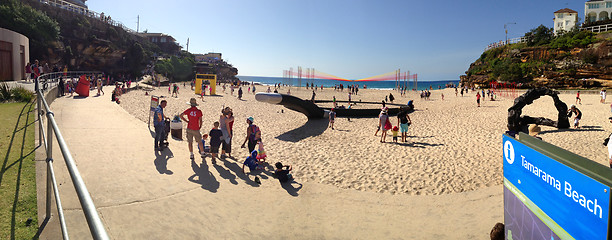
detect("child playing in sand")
[209,122,223,164]
[197,133,209,154]
[392,126,399,143]
[243,150,263,174]
[256,140,267,162]
[274,162,293,183]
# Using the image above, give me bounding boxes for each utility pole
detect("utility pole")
[137,15,139,33]
[504,22,516,44]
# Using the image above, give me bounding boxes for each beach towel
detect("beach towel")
[384,118,392,130]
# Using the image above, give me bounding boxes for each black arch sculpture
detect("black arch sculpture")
[507,87,570,133]
[255,93,414,119]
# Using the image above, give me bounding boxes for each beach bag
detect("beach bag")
[249,125,261,142]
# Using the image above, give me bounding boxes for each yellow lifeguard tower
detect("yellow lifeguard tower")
[195,74,217,95]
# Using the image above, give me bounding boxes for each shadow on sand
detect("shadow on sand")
[281,180,303,197]
[540,125,604,134]
[154,148,174,175]
[188,159,220,192]
[276,119,329,142]
[217,158,261,187]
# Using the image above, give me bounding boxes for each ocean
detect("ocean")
[237,76,459,91]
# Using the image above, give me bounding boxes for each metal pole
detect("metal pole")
[45,112,54,218]
[36,79,42,147]
[48,115,110,240]
[48,162,70,240]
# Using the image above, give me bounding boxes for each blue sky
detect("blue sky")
[87,0,586,81]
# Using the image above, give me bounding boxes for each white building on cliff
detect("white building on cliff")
[585,0,612,23]
[553,8,578,35]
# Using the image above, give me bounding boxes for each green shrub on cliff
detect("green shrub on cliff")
[155,51,195,81]
[490,58,525,82]
[550,29,595,49]
[524,25,553,47]
[0,0,60,59]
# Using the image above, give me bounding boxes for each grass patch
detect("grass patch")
[0,101,39,239]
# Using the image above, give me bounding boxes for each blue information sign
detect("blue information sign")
[503,135,610,239]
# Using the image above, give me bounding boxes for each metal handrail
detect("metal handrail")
[36,75,110,240]
[37,71,104,93]
[484,36,527,51]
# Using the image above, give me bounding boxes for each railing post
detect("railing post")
[36,80,42,147]
[45,112,54,218]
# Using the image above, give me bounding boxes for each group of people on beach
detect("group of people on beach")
[376,106,412,143]
[152,96,294,184]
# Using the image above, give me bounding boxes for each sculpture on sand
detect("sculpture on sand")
[507,87,570,133]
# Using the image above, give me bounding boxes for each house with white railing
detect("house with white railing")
[583,0,612,33]
[585,0,612,22]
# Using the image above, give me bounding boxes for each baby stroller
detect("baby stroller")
[160,119,170,148]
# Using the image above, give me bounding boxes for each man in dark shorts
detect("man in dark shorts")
[209,122,223,164]
[397,109,412,142]
[567,104,582,128]
[154,100,168,151]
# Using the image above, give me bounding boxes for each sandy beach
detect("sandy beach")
[38,80,612,239]
[118,82,611,196]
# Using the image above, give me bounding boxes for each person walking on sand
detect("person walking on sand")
[576,91,582,105]
[241,117,261,153]
[476,92,481,107]
[154,100,168,151]
[97,78,104,96]
[311,90,316,103]
[397,108,412,142]
[172,83,179,98]
[567,104,582,128]
[200,82,206,101]
[601,89,607,103]
[328,108,336,130]
[180,98,206,160]
[378,107,392,142]
[220,107,234,159]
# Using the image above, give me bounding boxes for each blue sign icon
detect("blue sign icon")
[503,135,610,239]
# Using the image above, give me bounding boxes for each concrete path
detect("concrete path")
[35,90,503,239]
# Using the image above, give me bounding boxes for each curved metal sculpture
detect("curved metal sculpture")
[507,87,570,133]
[255,93,325,119]
[255,93,414,119]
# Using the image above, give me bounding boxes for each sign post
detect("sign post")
[148,95,159,127]
[503,133,612,239]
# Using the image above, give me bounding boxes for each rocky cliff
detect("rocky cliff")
[461,33,612,89]
[22,0,157,78]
